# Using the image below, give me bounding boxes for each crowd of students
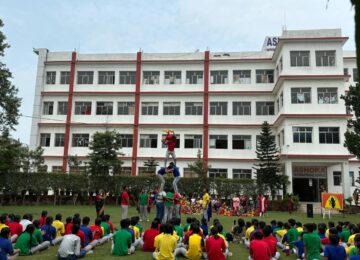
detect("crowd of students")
[2,207,360,259]
[0,211,114,259]
[235,217,360,260]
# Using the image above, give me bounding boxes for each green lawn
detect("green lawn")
[3,205,359,259]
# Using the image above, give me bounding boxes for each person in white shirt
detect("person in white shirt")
[19,214,33,232]
[57,224,81,260]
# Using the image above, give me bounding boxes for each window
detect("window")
[60,71,70,84]
[117,167,131,176]
[316,50,336,66]
[291,88,311,104]
[209,168,227,178]
[280,92,284,107]
[353,68,358,82]
[161,134,180,148]
[183,168,199,178]
[276,98,280,112]
[138,167,155,176]
[40,133,51,147]
[349,171,355,186]
[233,70,251,84]
[210,102,227,115]
[233,102,251,116]
[256,102,274,115]
[77,71,94,84]
[293,127,312,143]
[232,135,251,150]
[290,51,310,67]
[209,135,228,149]
[52,166,63,173]
[344,68,350,82]
[98,71,115,84]
[186,71,203,84]
[184,135,202,149]
[317,88,338,104]
[256,70,274,83]
[279,56,283,71]
[143,71,160,84]
[333,171,341,186]
[319,127,340,144]
[118,102,135,115]
[96,102,113,115]
[46,71,56,84]
[233,169,252,179]
[141,102,159,115]
[74,102,92,115]
[119,134,133,148]
[43,102,54,115]
[210,70,228,84]
[72,134,89,147]
[140,134,157,148]
[163,102,180,115]
[57,102,68,115]
[185,102,202,115]
[119,71,136,84]
[281,129,285,146]
[164,71,181,84]
[54,133,65,147]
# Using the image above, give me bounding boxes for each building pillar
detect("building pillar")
[285,160,293,195]
[341,161,351,199]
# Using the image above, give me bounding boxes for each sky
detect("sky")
[0,0,356,145]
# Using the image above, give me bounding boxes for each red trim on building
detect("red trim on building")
[44,61,71,65]
[131,52,142,176]
[344,57,356,60]
[77,60,136,63]
[280,154,353,159]
[203,51,210,167]
[209,91,272,95]
[41,91,69,96]
[62,52,76,172]
[210,58,272,62]
[141,91,203,95]
[279,37,349,41]
[141,59,203,63]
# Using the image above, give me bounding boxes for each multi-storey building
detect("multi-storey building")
[30,29,359,202]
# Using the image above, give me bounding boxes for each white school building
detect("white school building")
[30,28,359,202]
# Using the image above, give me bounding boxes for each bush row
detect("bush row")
[0,172,257,205]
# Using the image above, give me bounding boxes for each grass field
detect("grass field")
[3,205,359,259]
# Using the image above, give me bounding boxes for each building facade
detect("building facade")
[30,29,359,202]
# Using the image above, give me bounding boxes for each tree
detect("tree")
[20,146,46,173]
[88,130,124,176]
[253,121,284,199]
[143,157,159,173]
[0,19,21,134]
[187,149,210,189]
[0,132,23,174]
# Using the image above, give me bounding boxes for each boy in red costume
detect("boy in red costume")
[162,131,177,167]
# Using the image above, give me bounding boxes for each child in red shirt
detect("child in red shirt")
[205,227,227,260]
[8,215,22,242]
[90,218,103,241]
[249,231,271,260]
[262,225,280,259]
[163,131,177,167]
[142,220,160,252]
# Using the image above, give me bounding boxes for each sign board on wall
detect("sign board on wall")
[262,36,280,51]
[321,193,343,210]
[293,166,327,178]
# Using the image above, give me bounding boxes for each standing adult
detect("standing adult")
[202,188,210,221]
[232,194,240,213]
[173,191,182,219]
[287,195,294,214]
[258,194,267,217]
[120,186,130,220]
[164,187,174,223]
[155,187,166,222]
[138,188,149,222]
[95,189,107,218]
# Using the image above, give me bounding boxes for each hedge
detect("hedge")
[0,172,256,205]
